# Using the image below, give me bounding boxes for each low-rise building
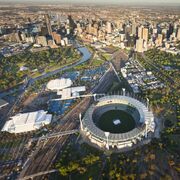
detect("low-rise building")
[2,110,52,133]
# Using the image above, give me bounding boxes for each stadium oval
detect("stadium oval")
[81,95,155,150]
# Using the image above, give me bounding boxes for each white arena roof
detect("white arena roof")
[2,110,52,133]
[46,78,72,91]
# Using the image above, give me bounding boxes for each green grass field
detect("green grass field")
[96,110,136,133]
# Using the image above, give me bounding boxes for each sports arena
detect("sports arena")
[80,95,155,150]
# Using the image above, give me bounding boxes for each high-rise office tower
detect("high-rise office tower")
[132,23,137,35]
[136,39,144,52]
[177,28,180,40]
[138,26,143,39]
[155,34,163,46]
[106,22,112,34]
[45,14,53,36]
[67,15,76,32]
[143,28,149,43]
[168,23,173,38]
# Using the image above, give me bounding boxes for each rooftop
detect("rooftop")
[2,110,52,133]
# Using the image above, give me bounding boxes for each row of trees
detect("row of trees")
[0,47,80,91]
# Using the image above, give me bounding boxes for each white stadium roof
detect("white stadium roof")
[2,110,52,133]
[46,78,72,91]
[82,95,155,142]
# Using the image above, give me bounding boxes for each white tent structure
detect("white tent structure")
[46,78,72,91]
[2,110,52,133]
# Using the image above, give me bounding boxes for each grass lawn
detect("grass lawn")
[97,109,136,133]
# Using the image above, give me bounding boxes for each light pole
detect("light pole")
[122,88,126,96]
[145,121,148,138]
[93,94,97,101]
[79,113,83,131]
[105,132,110,150]
[146,97,149,110]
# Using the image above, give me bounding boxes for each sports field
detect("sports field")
[96,110,136,133]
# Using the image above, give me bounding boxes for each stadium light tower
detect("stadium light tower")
[145,121,148,138]
[93,94,97,101]
[105,132,110,150]
[79,113,83,131]
[122,88,126,96]
[146,97,149,110]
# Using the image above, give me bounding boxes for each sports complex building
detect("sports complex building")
[80,95,155,150]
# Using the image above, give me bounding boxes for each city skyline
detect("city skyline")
[0,3,179,180]
[0,0,180,5]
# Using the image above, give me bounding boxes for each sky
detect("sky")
[0,0,180,5]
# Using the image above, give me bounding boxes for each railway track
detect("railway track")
[18,64,119,179]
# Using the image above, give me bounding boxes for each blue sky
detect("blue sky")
[0,0,180,4]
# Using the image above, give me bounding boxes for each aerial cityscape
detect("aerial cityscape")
[0,0,179,179]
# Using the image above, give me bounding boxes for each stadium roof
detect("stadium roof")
[82,95,154,142]
[46,78,72,91]
[2,110,52,133]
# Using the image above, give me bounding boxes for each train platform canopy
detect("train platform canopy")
[46,78,72,91]
[0,99,9,109]
[2,110,52,133]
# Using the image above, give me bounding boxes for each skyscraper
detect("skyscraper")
[67,15,76,33]
[177,28,180,40]
[143,28,149,43]
[136,39,144,52]
[155,34,163,47]
[106,22,112,34]
[138,26,143,39]
[132,23,137,35]
[45,14,53,36]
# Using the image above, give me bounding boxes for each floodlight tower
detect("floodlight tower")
[105,132,110,150]
[79,113,83,131]
[146,97,149,110]
[93,94,97,101]
[145,121,148,138]
[122,88,126,96]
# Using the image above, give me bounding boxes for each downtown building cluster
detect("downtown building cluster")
[0,13,76,56]
[0,8,180,56]
[76,18,180,54]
